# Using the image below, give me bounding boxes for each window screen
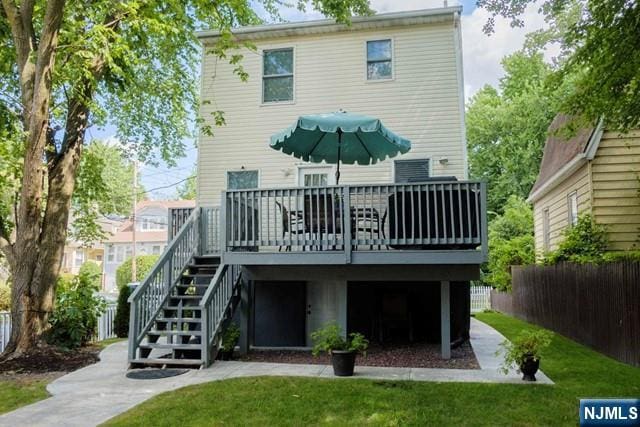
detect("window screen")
[263,48,294,102]
[228,170,259,190]
[394,159,430,183]
[567,191,578,226]
[367,39,392,80]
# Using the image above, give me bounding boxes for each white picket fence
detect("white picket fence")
[0,303,117,352]
[470,285,492,313]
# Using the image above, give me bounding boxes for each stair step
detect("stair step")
[139,343,202,350]
[188,264,219,269]
[148,330,202,337]
[156,317,202,323]
[169,295,203,300]
[164,305,202,311]
[130,358,202,367]
[177,283,210,288]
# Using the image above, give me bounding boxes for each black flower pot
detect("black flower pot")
[520,355,540,381]
[331,350,357,376]
[219,350,234,361]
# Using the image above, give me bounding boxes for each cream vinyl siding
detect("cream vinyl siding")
[197,22,465,206]
[591,130,640,251]
[533,164,591,256]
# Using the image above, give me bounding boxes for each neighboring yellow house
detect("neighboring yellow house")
[528,115,640,256]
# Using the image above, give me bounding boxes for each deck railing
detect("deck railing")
[221,181,487,256]
[128,208,201,361]
[201,264,242,366]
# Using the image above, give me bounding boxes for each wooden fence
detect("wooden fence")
[470,285,491,313]
[0,304,118,352]
[491,262,640,367]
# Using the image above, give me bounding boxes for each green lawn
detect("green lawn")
[104,313,640,427]
[0,378,50,415]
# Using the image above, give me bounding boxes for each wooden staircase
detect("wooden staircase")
[128,208,242,369]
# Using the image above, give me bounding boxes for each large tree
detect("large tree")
[0,0,371,357]
[478,0,640,131]
[466,52,559,214]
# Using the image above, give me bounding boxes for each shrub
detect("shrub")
[311,322,369,356]
[544,215,608,265]
[115,255,159,288]
[485,196,535,291]
[498,330,553,375]
[0,281,10,311]
[78,260,102,288]
[48,269,106,348]
[602,250,640,263]
[221,323,241,353]
[114,255,158,337]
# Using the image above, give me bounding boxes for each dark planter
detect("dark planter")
[219,350,234,361]
[331,350,357,376]
[519,355,540,381]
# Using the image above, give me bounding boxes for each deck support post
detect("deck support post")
[239,278,250,355]
[440,280,451,359]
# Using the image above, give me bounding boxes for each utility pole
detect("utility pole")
[131,158,137,283]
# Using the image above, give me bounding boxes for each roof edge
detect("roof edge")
[527,120,604,204]
[196,6,462,41]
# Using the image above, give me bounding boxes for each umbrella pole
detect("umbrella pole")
[336,129,342,185]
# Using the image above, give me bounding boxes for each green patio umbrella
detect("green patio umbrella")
[270,111,411,185]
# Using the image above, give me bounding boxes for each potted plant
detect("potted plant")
[498,330,553,381]
[311,322,369,377]
[219,323,240,361]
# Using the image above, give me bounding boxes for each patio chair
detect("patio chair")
[275,201,309,251]
[351,207,387,250]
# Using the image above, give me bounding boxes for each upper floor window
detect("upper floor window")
[228,170,259,190]
[263,48,294,103]
[543,208,551,251]
[367,39,393,80]
[394,159,430,183]
[139,216,166,231]
[568,191,578,226]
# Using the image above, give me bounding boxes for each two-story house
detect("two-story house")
[127,7,488,368]
[103,200,195,292]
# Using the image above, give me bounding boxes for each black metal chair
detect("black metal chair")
[275,201,309,251]
[350,207,386,250]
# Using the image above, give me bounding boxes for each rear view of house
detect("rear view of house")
[128,7,488,368]
[528,115,640,255]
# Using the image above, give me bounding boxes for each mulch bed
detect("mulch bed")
[240,341,479,369]
[0,344,102,382]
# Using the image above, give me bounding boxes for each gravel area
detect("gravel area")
[240,341,479,369]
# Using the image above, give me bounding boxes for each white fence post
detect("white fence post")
[0,304,118,352]
[0,312,10,353]
[470,285,491,313]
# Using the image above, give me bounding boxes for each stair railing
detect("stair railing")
[128,207,201,362]
[200,263,242,366]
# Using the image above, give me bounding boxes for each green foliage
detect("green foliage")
[485,196,535,291]
[48,270,107,348]
[478,0,640,132]
[544,215,608,265]
[176,172,197,200]
[115,255,159,289]
[114,284,132,338]
[498,329,553,375]
[78,261,102,288]
[466,52,559,214]
[602,250,640,263]
[311,322,369,356]
[0,281,10,311]
[221,323,241,353]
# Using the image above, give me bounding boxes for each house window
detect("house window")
[125,245,133,260]
[140,216,166,231]
[304,174,328,187]
[227,170,259,190]
[366,39,393,80]
[107,245,115,262]
[394,159,430,183]
[115,245,126,263]
[568,191,578,226]
[152,245,162,255]
[74,250,85,268]
[263,48,294,103]
[543,209,551,251]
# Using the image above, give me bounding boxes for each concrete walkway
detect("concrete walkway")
[0,318,552,427]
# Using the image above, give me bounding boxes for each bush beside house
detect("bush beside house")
[114,255,159,338]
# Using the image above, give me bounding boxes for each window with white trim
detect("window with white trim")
[74,250,85,268]
[263,48,294,103]
[107,245,115,263]
[394,159,430,183]
[366,39,392,80]
[568,191,578,226]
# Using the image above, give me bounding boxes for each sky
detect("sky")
[94,0,549,199]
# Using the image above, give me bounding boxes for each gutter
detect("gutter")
[527,119,604,203]
[196,6,462,41]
